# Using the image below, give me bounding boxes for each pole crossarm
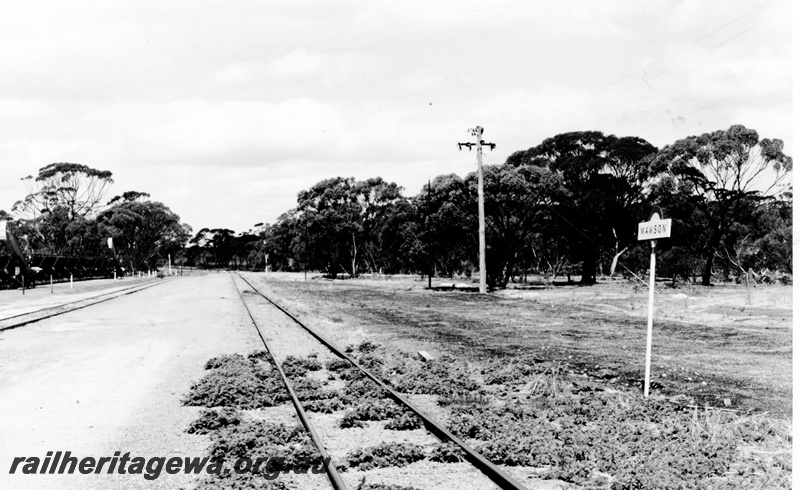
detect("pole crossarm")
[457,140,496,151]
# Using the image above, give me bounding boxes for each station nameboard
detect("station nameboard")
[638,218,672,241]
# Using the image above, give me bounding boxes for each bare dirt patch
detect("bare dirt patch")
[255,274,791,417]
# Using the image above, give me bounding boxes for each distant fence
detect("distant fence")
[0,254,116,290]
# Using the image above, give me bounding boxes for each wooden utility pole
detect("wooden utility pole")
[459,126,496,294]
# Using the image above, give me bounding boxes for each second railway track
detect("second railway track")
[232,272,529,490]
[0,278,169,331]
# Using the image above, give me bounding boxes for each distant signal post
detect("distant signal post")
[638,206,672,397]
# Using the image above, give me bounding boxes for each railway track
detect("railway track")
[0,279,169,331]
[232,272,529,490]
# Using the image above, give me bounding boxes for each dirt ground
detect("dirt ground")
[257,272,793,417]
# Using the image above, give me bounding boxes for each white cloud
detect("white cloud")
[212,50,375,87]
[0,1,791,232]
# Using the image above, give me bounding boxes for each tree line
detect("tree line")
[1,163,191,275]
[252,124,792,287]
[1,124,791,287]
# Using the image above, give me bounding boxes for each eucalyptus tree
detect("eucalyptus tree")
[413,174,472,278]
[97,200,188,272]
[465,164,567,288]
[507,131,658,284]
[10,163,114,254]
[292,176,408,277]
[13,163,113,221]
[653,124,792,285]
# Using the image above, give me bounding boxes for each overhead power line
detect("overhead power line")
[575,0,778,105]
[652,98,792,139]
[602,72,739,128]
[587,5,789,109]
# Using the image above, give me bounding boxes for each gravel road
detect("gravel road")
[0,274,261,490]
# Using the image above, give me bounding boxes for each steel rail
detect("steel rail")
[237,273,530,490]
[231,275,349,490]
[0,280,169,331]
[0,280,160,322]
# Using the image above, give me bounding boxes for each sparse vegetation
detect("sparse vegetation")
[345,442,426,470]
[187,408,243,434]
[385,412,423,431]
[183,353,288,409]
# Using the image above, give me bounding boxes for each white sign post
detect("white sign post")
[637,207,672,397]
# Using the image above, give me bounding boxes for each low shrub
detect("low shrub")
[345,442,426,470]
[187,408,243,434]
[339,412,367,429]
[341,377,386,402]
[351,399,406,421]
[346,341,380,355]
[195,472,293,490]
[355,478,420,490]
[303,396,346,413]
[282,355,323,377]
[385,412,423,431]
[481,360,541,385]
[325,357,352,372]
[183,353,287,409]
[293,377,338,402]
[427,442,465,463]
[208,419,324,473]
[446,392,745,488]
[391,355,481,397]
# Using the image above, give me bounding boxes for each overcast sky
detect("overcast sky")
[0,0,793,233]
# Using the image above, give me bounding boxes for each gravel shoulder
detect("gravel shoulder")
[0,274,261,490]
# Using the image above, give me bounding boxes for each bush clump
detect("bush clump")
[345,442,426,470]
[282,355,323,377]
[427,442,466,463]
[208,419,324,473]
[391,355,481,397]
[355,477,420,490]
[195,472,293,490]
[341,377,386,402]
[481,359,543,385]
[339,412,367,429]
[188,408,243,434]
[385,412,423,431]
[304,396,346,413]
[326,357,352,373]
[346,341,380,355]
[183,353,287,409]
[446,392,744,488]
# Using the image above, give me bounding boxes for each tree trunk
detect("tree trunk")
[701,225,724,286]
[609,229,627,277]
[351,234,358,278]
[609,248,627,277]
[580,248,597,285]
